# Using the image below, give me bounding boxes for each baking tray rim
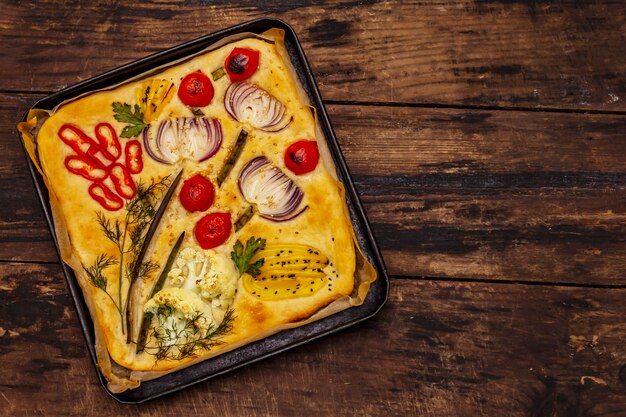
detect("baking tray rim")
[18,17,389,404]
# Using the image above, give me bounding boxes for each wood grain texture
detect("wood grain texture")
[3,1,626,415]
[4,95,624,283]
[0,93,56,262]
[330,105,626,284]
[2,263,626,416]
[1,1,625,111]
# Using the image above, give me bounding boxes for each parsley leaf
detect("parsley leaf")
[231,236,266,277]
[112,102,147,138]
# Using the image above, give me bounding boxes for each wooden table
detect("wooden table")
[1,1,625,415]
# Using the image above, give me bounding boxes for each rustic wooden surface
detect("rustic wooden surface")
[1,1,625,416]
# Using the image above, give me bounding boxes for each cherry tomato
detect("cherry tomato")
[179,174,215,212]
[178,71,214,107]
[284,140,320,175]
[195,212,232,249]
[225,48,260,82]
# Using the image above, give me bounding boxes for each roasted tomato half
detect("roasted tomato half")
[195,212,232,249]
[178,71,214,107]
[179,174,215,212]
[284,140,320,175]
[225,48,260,82]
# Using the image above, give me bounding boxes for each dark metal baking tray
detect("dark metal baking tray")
[18,18,389,404]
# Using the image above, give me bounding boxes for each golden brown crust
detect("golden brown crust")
[18,28,376,392]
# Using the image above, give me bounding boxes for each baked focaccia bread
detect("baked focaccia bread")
[18,28,376,393]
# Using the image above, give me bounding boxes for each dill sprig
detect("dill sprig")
[82,254,120,314]
[86,176,171,334]
[83,254,117,291]
[124,178,170,286]
[125,171,182,343]
[96,212,122,245]
[144,309,235,361]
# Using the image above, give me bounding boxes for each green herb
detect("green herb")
[136,231,186,353]
[82,254,119,311]
[234,205,255,232]
[144,308,235,361]
[89,176,171,334]
[112,102,148,138]
[83,254,117,290]
[211,67,226,81]
[191,108,205,117]
[125,170,183,342]
[127,170,183,285]
[231,236,266,277]
[217,129,248,186]
[153,232,185,297]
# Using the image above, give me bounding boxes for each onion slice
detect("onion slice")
[224,82,292,132]
[142,117,223,164]
[238,156,307,222]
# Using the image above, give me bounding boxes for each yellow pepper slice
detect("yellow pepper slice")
[135,79,176,123]
[242,244,330,300]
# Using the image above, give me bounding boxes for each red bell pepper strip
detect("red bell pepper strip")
[88,183,123,211]
[86,145,115,168]
[58,123,116,166]
[58,124,99,155]
[64,155,108,182]
[95,123,122,160]
[109,163,136,199]
[124,140,143,174]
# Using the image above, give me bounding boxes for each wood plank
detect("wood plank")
[2,263,626,416]
[3,95,625,283]
[329,105,626,284]
[1,1,626,111]
[0,93,56,262]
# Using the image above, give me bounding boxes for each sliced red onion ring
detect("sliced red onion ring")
[224,82,293,132]
[142,117,222,165]
[238,156,308,222]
